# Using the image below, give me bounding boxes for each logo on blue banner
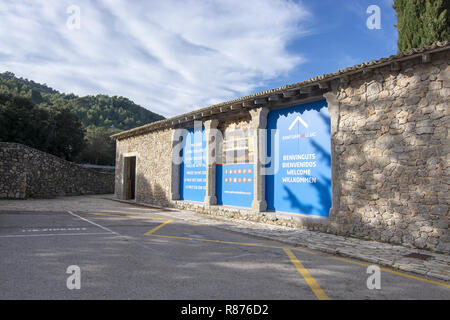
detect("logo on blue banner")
[266,99,332,217]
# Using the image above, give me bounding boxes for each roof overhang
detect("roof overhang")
[112,40,449,140]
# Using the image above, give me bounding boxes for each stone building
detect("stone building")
[112,41,449,253]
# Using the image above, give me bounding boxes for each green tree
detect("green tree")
[393,0,450,52]
[76,126,119,165]
[31,89,43,104]
[0,93,52,150]
[0,94,85,161]
[46,106,86,161]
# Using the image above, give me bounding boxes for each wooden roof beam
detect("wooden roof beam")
[391,61,401,71]
[242,100,254,108]
[268,94,282,102]
[254,98,268,105]
[282,90,299,98]
[300,86,314,94]
[318,81,329,90]
[422,53,431,63]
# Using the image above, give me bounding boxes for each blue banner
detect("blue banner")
[266,99,332,217]
[216,163,254,208]
[180,127,206,202]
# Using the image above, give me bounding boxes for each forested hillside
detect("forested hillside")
[0,72,165,165]
[0,71,165,130]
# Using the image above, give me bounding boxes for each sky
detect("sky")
[0,0,398,118]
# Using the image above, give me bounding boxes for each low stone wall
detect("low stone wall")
[0,142,114,198]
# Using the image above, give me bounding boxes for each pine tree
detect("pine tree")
[393,0,450,52]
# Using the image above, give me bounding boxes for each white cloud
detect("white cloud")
[0,0,310,117]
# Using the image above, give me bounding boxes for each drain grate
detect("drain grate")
[403,252,433,260]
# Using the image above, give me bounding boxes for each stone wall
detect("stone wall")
[114,50,449,253]
[0,143,114,198]
[329,50,449,252]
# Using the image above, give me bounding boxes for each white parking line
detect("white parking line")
[22,227,87,232]
[67,211,120,235]
[0,232,113,238]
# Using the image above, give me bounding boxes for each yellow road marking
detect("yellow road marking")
[149,234,316,254]
[283,248,331,300]
[90,212,168,220]
[330,256,450,288]
[144,219,174,236]
[89,211,173,237]
[329,256,369,267]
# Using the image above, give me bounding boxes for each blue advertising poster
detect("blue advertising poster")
[217,164,254,208]
[266,99,332,217]
[180,127,206,202]
[216,125,254,208]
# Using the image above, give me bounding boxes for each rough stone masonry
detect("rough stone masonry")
[112,42,449,253]
[0,142,114,198]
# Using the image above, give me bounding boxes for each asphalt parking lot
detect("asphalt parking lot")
[0,205,449,300]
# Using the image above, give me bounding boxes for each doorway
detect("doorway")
[124,156,136,200]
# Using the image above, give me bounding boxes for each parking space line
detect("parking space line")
[67,211,119,235]
[148,233,316,255]
[21,227,87,232]
[144,219,174,235]
[284,248,331,300]
[0,232,113,238]
[149,233,285,249]
[86,211,316,254]
[88,211,174,236]
[330,256,450,288]
[89,212,169,220]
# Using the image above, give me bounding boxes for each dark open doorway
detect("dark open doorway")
[124,156,136,200]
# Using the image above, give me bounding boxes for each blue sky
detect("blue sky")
[0,0,398,117]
